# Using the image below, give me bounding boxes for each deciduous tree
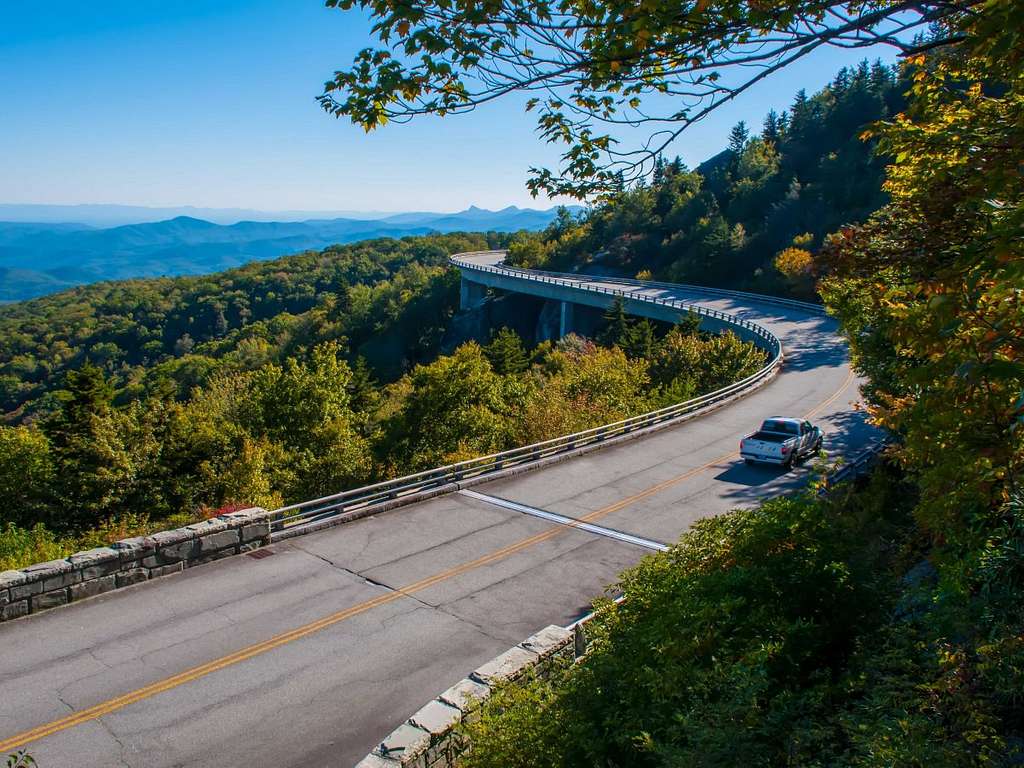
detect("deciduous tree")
[320,0,970,197]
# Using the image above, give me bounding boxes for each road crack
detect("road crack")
[289,542,509,642]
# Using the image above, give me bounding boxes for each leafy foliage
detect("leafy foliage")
[0,238,765,568]
[5,751,35,768]
[505,62,906,296]
[819,2,1024,574]
[318,0,963,197]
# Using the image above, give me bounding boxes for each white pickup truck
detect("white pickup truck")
[740,417,823,468]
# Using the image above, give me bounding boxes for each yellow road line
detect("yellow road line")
[0,367,857,753]
[803,366,855,419]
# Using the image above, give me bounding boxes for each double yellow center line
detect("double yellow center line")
[0,366,856,753]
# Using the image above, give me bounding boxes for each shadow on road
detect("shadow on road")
[713,406,880,507]
[713,462,789,486]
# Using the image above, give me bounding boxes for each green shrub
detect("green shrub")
[460,466,935,768]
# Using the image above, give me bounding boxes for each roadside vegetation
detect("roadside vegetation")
[0,281,763,570]
[314,0,1023,762]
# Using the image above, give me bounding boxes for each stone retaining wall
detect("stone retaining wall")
[355,623,588,768]
[0,507,270,622]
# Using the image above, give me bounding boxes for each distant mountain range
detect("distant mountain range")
[0,205,578,302]
[0,204,400,226]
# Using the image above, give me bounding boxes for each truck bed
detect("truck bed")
[746,431,792,443]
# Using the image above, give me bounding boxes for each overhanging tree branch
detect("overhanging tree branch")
[318,0,980,198]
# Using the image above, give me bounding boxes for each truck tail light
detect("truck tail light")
[781,445,790,454]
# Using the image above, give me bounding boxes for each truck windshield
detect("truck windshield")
[762,420,799,435]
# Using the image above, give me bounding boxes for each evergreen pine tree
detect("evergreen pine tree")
[43,364,131,531]
[728,121,749,154]
[599,298,633,349]
[788,89,811,138]
[348,356,380,413]
[676,311,702,337]
[652,155,666,185]
[623,319,656,360]
[762,110,783,145]
[484,327,529,375]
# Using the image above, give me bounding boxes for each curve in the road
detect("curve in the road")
[0,258,871,768]
[268,250,793,537]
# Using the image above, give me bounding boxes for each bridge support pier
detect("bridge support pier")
[559,301,575,338]
[460,278,488,310]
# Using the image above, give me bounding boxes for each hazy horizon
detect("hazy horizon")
[0,201,577,227]
[2,1,900,213]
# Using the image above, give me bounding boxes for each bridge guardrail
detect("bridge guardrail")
[818,438,890,494]
[268,252,786,536]
[453,250,826,315]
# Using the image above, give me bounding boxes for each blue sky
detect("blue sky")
[0,1,901,213]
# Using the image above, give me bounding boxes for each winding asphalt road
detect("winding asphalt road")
[0,260,873,768]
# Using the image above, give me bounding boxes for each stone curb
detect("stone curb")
[355,625,578,768]
[0,507,271,623]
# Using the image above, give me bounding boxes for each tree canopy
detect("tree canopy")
[320,0,973,197]
[506,60,906,297]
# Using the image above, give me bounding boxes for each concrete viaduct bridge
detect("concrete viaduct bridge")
[0,252,873,768]
[456,250,775,346]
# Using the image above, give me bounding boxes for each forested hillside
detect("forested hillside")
[508,60,905,299]
[0,233,491,421]
[0,230,765,570]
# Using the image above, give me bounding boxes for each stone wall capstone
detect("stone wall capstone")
[355,623,584,768]
[0,507,270,623]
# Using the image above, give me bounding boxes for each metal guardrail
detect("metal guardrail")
[268,252,786,535]
[452,250,828,316]
[819,438,890,493]
[450,252,789,345]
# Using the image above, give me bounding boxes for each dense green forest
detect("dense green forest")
[507,60,905,299]
[0,231,764,570]
[0,232,496,421]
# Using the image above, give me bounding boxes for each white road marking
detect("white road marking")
[459,489,670,552]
